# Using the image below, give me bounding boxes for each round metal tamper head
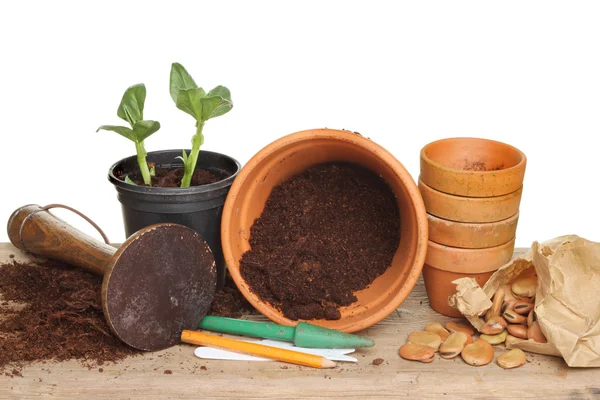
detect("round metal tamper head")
[103,224,216,351]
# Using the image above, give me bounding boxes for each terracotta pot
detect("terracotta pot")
[427,212,519,249]
[423,265,495,317]
[423,239,515,317]
[221,128,428,333]
[426,238,515,271]
[419,179,522,223]
[420,137,526,197]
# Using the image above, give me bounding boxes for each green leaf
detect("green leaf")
[133,120,161,142]
[149,164,156,177]
[175,150,188,165]
[97,125,136,141]
[176,89,233,123]
[207,85,232,101]
[206,95,233,119]
[170,63,199,103]
[175,88,209,121]
[117,84,146,127]
[124,175,137,185]
[206,86,233,118]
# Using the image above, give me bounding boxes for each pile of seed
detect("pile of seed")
[399,269,543,369]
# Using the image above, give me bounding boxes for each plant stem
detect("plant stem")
[180,122,204,188]
[135,141,152,186]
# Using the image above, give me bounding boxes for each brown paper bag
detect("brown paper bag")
[450,235,600,367]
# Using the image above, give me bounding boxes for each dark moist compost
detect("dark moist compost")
[116,166,222,188]
[148,167,219,188]
[208,272,255,318]
[239,163,400,321]
[0,260,139,374]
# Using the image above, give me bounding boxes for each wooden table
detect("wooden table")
[1,244,598,400]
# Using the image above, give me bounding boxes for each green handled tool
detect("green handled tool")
[198,316,375,348]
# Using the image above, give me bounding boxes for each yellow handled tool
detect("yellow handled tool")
[181,330,337,369]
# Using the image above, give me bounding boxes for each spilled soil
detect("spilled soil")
[0,259,256,375]
[239,163,400,321]
[208,273,255,318]
[0,260,139,375]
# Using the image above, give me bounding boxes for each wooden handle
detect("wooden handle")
[7,204,116,275]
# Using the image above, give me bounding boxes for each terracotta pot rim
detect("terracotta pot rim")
[221,128,429,332]
[423,262,500,274]
[426,238,515,273]
[419,179,523,201]
[427,211,520,226]
[428,238,516,254]
[420,137,527,176]
[424,261,504,275]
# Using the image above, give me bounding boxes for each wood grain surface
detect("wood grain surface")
[0,244,598,400]
[6,205,115,276]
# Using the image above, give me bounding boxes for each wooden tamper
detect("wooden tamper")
[7,204,216,351]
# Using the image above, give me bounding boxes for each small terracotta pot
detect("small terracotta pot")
[426,238,515,271]
[221,128,428,333]
[419,179,522,223]
[420,137,526,197]
[423,239,515,317]
[427,212,519,249]
[422,265,495,317]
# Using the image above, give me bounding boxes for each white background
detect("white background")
[0,1,598,247]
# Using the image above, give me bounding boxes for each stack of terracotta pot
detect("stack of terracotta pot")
[419,138,527,317]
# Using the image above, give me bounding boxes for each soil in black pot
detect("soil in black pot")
[239,163,401,321]
[149,167,220,188]
[115,166,223,188]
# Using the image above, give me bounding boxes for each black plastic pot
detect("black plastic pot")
[108,149,241,289]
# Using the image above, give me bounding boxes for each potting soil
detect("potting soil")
[0,259,256,374]
[209,273,255,318]
[116,166,220,187]
[0,260,139,374]
[149,167,219,188]
[240,163,400,320]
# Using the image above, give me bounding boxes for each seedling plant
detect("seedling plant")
[97,84,160,185]
[98,63,232,188]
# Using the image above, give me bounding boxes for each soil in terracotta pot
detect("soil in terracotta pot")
[115,166,222,188]
[0,260,139,375]
[239,163,400,321]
